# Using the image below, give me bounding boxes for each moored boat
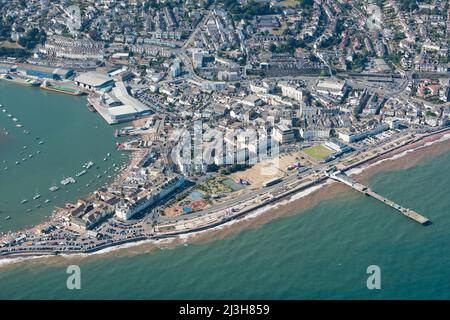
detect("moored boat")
[75,169,87,177]
[0,74,41,86]
[49,185,59,192]
[40,81,83,96]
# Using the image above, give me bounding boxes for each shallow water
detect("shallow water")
[0,81,127,234]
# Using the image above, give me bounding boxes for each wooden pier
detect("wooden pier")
[326,170,430,225]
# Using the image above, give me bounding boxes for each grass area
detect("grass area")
[273,22,288,36]
[279,0,299,7]
[197,177,234,194]
[0,41,23,49]
[158,226,176,232]
[303,145,334,161]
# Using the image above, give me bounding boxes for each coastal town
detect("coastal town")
[0,0,449,258]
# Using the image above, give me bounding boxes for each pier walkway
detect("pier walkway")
[326,170,430,225]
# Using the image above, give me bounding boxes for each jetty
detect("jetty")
[326,170,430,225]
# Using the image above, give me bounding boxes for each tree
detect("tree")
[88,28,101,41]
[0,20,12,39]
[18,28,46,50]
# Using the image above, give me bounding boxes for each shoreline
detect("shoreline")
[1,128,450,269]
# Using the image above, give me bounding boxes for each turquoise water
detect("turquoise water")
[189,191,204,200]
[0,145,449,299]
[0,82,127,234]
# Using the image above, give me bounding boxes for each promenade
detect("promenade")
[1,126,448,259]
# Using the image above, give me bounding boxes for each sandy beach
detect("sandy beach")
[1,129,450,269]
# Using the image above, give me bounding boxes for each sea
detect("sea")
[1,82,450,299]
[0,81,128,234]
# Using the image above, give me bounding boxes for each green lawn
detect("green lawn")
[303,145,334,161]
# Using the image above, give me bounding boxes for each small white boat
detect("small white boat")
[61,177,76,185]
[75,170,87,177]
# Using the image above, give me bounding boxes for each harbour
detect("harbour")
[0,74,41,87]
[0,73,83,96]
[0,81,127,234]
[40,81,83,96]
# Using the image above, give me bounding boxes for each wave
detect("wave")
[346,133,450,176]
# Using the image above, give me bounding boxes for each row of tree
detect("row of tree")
[17,28,47,50]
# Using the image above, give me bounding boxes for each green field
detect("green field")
[303,145,334,161]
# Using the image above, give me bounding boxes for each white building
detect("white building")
[300,127,330,140]
[116,176,185,220]
[250,81,273,95]
[272,124,295,144]
[337,123,389,143]
[171,59,182,78]
[75,72,114,91]
[217,71,240,81]
[316,80,346,97]
[279,83,303,102]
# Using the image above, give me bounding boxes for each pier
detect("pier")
[326,170,430,225]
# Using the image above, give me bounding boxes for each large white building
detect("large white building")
[300,127,330,140]
[279,83,303,102]
[116,176,185,220]
[108,81,152,123]
[316,80,347,97]
[272,124,295,144]
[337,123,389,143]
[75,71,114,92]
